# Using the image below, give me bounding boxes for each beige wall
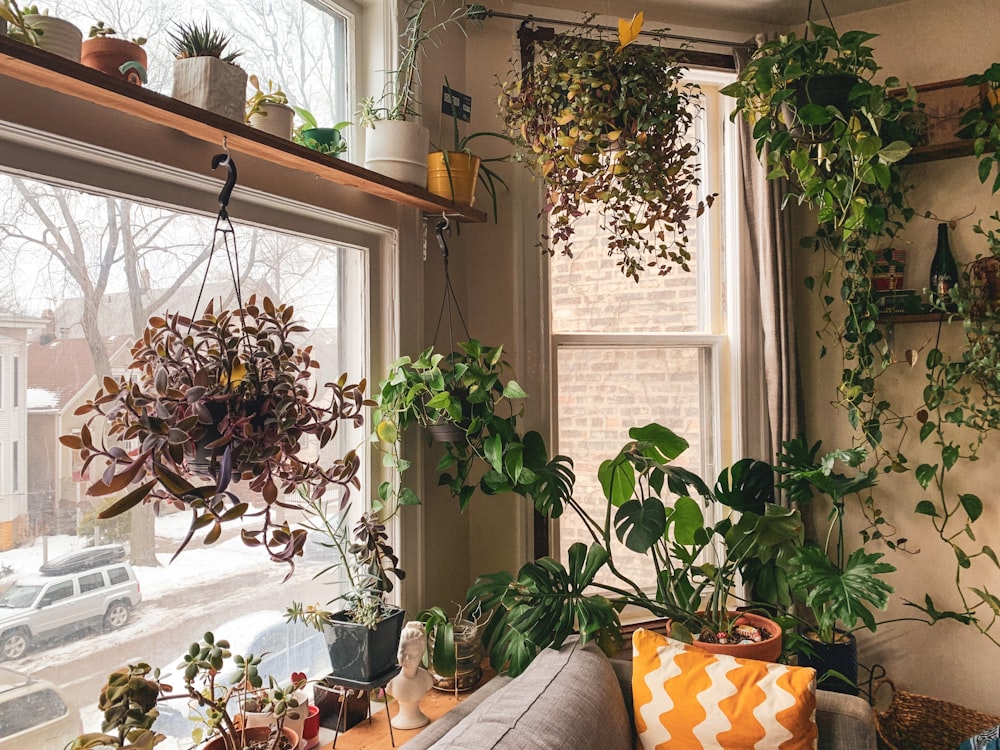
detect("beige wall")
[794,0,1000,712]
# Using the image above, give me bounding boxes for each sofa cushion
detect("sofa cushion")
[416,638,632,749]
[632,628,818,750]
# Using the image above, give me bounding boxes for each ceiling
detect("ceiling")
[515,0,914,36]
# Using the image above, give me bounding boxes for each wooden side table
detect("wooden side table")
[316,664,496,750]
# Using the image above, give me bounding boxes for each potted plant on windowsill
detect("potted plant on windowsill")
[497,12,713,281]
[246,76,294,139]
[359,0,486,186]
[469,423,805,675]
[13,5,82,61]
[417,602,485,693]
[169,18,247,122]
[292,106,351,157]
[286,493,406,684]
[426,82,511,220]
[59,295,371,572]
[81,21,147,85]
[66,638,302,750]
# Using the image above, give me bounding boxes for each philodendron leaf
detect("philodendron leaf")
[628,423,689,462]
[599,454,635,507]
[502,380,528,399]
[667,495,703,546]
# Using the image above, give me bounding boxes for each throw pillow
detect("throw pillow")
[959,725,1000,750]
[632,627,818,750]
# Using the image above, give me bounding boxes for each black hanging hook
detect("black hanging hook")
[211,153,238,220]
[435,217,452,269]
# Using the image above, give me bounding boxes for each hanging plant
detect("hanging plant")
[498,12,714,281]
[957,63,1000,194]
[61,296,371,569]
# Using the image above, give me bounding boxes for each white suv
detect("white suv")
[0,548,141,660]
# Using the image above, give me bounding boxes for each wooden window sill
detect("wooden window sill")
[0,36,486,222]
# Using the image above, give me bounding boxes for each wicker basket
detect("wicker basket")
[876,680,1000,750]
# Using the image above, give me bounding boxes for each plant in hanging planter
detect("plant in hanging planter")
[498,12,713,281]
[81,20,148,85]
[958,63,1000,194]
[292,106,351,157]
[374,339,574,514]
[168,18,248,122]
[60,295,371,571]
[723,22,917,457]
[470,423,804,675]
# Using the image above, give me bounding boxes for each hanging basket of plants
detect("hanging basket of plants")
[60,156,371,570]
[498,13,714,280]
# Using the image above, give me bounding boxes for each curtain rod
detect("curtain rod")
[469,6,738,49]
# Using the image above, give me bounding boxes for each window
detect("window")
[11,357,16,408]
[40,581,74,606]
[78,572,105,593]
[11,442,16,492]
[549,72,738,591]
[0,2,412,746]
[107,567,130,586]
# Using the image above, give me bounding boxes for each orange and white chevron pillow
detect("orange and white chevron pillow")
[632,628,818,750]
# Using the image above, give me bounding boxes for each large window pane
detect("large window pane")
[0,171,366,748]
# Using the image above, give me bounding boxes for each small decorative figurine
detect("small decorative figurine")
[388,620,434,729]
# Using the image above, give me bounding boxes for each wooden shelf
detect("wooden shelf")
[0,36,486,222]
[880,311,949,323]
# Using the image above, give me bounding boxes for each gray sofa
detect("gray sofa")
[403,639,876,750]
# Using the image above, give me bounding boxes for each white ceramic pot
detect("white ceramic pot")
[24,15,82,62]
[247,101,294,139]
[364,119,430,187]
[172,57,248,121]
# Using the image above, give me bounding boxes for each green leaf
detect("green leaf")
[960,494,983,522]
[614,498,667,553]
[628,423,688,462]
[598,455,635,507]
[915,463,938,490]
[668,496,704,546]
[915,500,939,517]
[502,380,528,399]
[878,140,912,164]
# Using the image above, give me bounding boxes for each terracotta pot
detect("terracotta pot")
[668,611,783,663]
[426,152,481,205]
[81,37,147,85]
[200,725,298,750]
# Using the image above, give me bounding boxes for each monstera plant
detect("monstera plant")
[61,295,371,571]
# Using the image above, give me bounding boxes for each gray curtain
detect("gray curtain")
[734,38,801,475]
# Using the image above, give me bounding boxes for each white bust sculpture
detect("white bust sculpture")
[388,620,434,729]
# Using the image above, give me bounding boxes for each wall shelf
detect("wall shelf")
[0,36,486,222]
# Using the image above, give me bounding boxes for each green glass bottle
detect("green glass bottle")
[929,222,958,299]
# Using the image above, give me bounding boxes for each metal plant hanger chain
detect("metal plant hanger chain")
[432,216,471,353]
[189,151,249,337]
[804,0,837,37]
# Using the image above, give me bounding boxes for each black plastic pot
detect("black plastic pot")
[324,606,405,683]
[785,73,860,144]
[796,630,859,695]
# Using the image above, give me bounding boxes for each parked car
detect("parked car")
[0,665,80,748]
[153,609,332,739]
[0,559,141,660]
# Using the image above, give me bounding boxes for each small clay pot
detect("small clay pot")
[81,37,147,85]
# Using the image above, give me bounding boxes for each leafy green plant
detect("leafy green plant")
[1,0,40,46]
[374,340,574,514]
[167,18,242,62]
[498,13,713,280]
[958,63,1000,193]
[291,106,351,156]
[88,20,146,45]
[357,0,486,125]
[417,601,483,682]
[66,663,163,749]
[776,438,897,643]
[59,296,371,572]
[470,423,804,674]
[246,76,289,121]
